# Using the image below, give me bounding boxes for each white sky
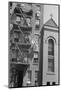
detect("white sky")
[43,5,58,25]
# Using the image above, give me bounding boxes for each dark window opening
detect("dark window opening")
[14,38,19,42]
[12,58,17,62]
[35,71,38,79]
[48,39,54,72]
[48,39,54,55]
[35,80,38,86]
[35,13,39,19]
[48,58,54,72]
[13,24,19,29]
[10,2,12,8]
[25,10,33,16]
[47,82,50,86]
[14,7,22,14]
[35,19,40,30]
[34,58,38,63]
[52,82,56,85]
[28,70,32,81]
[35,25,40,30]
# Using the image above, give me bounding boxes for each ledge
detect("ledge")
[46,72,55,75]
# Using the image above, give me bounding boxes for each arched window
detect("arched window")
[48,39,54,55]
[48,39,54,72]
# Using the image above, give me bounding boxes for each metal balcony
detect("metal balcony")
[10,57,29,66]
[20,26,32,35]
[18,43,31,49]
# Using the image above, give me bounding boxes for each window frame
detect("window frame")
[27,70,32,81]
[48,39,55,73]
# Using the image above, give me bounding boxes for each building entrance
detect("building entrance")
[17,71,23,87]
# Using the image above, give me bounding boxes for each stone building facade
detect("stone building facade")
[38,17,59,86]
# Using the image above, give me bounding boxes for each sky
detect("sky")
[44,5,58,25]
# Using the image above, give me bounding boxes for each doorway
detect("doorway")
[17,71,23,87]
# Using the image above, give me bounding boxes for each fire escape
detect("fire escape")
[9,4,33,87]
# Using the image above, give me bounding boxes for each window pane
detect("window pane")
[48,58,54,72]
[28,71,32,81]
[48,39,54,72]
[35,80,38,86]
[34,58,38,63]
[26,18,31,26]
[48,39,54,55]
[35,71,38,79]
[35,20,40,25]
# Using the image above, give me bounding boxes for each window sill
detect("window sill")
[33,63,39,65]
[47,72,55,75]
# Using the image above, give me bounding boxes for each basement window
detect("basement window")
[52,82,55,85]
[47,82,50,86]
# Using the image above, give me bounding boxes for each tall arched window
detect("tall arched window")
[48,39,54,72]
[48,39,54,55]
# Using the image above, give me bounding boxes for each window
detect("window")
[35,5,40,19]
[16,16,20,22]
[35,19,40,30]
[28,71,32,81]
[48,39,54,55]
[35,11,40,19]
[35,20,40,25]
[10,2,12,8]
[35,71,38,79]
[52,82,55,85]
[35,71,38,86]
[48,58,54,72]
[34,52,38,58]
[14,33,19,42]
[47,82,50,86]
[26,18,31,27]
[34,58,38,63]
[34,52,38,63]
[35,80,38,86]
[48,39,54,72]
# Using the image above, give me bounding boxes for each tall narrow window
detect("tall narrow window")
[28,70,32,81]
[34,52,38,63]
[35,19,40,30]
[35,71,38,86]
[48,39,54,55]
[35,71,38,79]
[48,39,54,72]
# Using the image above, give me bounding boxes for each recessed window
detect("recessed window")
[47,82,50,86]
[35,20,40,30]
[35,20,40,25]
[16,16,20,24]
[35,80,38,86]
[35,11,40,19]
[35,71,38,79]
[48,39,54,72]
[28,70,32,81]
[52,82,55,85]
[12,58,17,62]
[34,52,38,58]
[35,4,40,19]
[48,39,54,55]
[34,52,38,63]
[10,2,12,8]
[14,38,19,42]
[35,25,40,30]
[26,18,31,27]
[14,33,19,42]
[48,58,54,72]
[34,58,38,63]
